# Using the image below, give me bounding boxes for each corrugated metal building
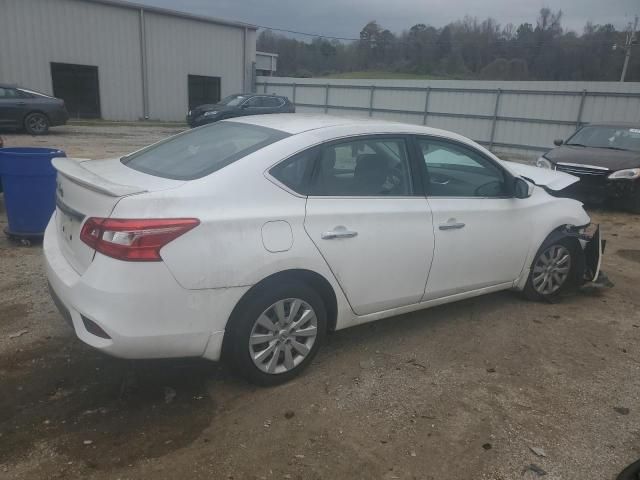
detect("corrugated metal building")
[0,0,257,121]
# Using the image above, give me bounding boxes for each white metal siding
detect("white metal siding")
[0,0,143,121]
[144,12,248,121]
[0,0,256,122]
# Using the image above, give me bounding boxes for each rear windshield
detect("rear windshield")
[121,122,289,180]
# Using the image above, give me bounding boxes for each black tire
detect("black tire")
[24,112,50,135]
[224,282,327,386]
[523,235,580,302]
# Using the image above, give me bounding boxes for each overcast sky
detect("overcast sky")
[134,0,638,39]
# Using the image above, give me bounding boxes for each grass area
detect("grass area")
[320,71,451,80]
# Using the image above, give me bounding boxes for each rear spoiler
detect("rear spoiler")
[52,157,147,197]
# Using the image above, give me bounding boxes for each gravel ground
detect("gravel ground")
[1,124,639,480]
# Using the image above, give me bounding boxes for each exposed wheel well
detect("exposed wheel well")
[222,269,338,356]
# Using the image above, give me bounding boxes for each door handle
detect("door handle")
[439,222,465,231]
[321,226,358,240]
[17,102,27,105]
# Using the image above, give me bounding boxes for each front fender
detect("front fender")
[514,196,591,290]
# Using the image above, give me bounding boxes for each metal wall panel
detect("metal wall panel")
[144,12,247,121]
[429,90,495,116]
[0,0,256,122]
[258,76,640,160]
[328,86,370,109]
[0,0,143,121]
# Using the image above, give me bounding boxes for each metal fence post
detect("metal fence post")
[324,84,330,114]
[422,87,431,125]
[489,89,502,149]
[263,82,268,93]
[576,90,587,128]
[368,86,376,117]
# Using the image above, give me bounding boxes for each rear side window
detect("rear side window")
[270,147,319,194]
[122,122,289,180]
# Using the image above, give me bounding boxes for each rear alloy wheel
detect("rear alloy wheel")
[524,237,577,301]
[225,282,326,386]
[249,299,318,375]
[24,113,50,135]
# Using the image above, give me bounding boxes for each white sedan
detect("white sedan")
[45,115,602,385]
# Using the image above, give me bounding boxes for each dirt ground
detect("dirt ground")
[1,124,639,480]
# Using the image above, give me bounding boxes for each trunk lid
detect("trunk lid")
[501,160,579,191]
[52,157,184,274]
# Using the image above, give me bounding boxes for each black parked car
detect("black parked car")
[0,84,69,135]
[187,93,295,128]
[536,123,640,212]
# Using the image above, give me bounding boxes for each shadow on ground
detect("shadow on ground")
[0,337,220,470]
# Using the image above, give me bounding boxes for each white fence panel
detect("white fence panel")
[257,76,640,160]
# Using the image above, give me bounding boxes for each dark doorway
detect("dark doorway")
[188,75,221,110]
[51,62,101,119]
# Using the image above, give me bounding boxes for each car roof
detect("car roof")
[584,122,640,129]
[235,93,284,98]
[0,83,18,89]
[226,113,462,137]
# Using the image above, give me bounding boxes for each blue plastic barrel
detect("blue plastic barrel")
[0,147,66,238]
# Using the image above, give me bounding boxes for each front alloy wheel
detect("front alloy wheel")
[524,237,577,301]
[531,245,572,295]
[249,299,318,374]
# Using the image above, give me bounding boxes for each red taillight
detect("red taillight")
[80,218,200,261]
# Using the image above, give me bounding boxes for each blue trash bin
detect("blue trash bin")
[0,147,66,238]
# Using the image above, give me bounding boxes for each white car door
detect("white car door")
[415,136,533,300]
[303,136,435,316]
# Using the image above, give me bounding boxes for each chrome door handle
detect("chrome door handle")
[321,226,358,240]
[439,222,465,230]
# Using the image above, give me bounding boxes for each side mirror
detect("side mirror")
[553,138,564,146]
[514,177,534,199]
[240,103,249,109]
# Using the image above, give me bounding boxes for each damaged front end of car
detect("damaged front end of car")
[562,224,612,289]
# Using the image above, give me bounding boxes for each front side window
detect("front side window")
[418,138,509,197]
[122,122,289,180]
[310,137,413,196]
[263,97,283,108]
[244,96,264,108]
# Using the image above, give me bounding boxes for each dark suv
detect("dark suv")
[187,93,295,128]
[0,84,69,135]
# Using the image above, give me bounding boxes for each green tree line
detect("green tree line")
[257,8,639,81]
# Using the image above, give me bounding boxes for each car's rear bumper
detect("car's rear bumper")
[43,217,248,361]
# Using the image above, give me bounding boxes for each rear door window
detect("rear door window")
[310,137,414,196]
[122,122,289,180]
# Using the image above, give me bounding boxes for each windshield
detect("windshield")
[566,126,640,153]
[122,122,289,180]
[219,94,248,106]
